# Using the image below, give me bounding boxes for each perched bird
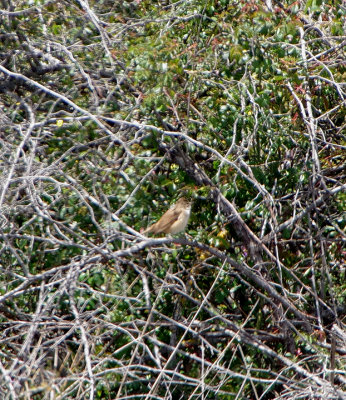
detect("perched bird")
[143,197,191,235]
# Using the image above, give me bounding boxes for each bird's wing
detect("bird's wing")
[154,207,180,233]
[144,206,179,234]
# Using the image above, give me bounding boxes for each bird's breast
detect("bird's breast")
[168,207,191,234]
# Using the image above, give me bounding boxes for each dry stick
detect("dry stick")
[171,237,312,326]
[115,279,166,399]
[143,257,229,400]
[0,65,128,152]
[85,116,345,257]
[60,155,316,330]
[0,231,338,397]
[0,104,35,209]
[112,237,311,328]
[1,64,342,393]
[187,297,262,400]
[0,359,17,400]
[112,238,338,397]
[67,265,95,400]
[145,336,291,388]
[330,332,336,386]
[0,2,55,16]
[1,59,335,244]
[158,139,332,322]
[0,67,328,268]
[44,110,346,321]
[264,184,346,242]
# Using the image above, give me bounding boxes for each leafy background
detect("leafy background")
[0,0,345,399]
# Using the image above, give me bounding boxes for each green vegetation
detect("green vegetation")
[0,0,344,399]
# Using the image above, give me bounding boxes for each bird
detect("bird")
[143,197,192,235]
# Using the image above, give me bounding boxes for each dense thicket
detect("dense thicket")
[0,0,345,399]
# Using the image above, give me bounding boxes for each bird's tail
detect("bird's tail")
[142,223,156,235]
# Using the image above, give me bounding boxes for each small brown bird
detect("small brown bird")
[143,197,191,235]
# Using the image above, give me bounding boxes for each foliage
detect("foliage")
[0,0,345,399]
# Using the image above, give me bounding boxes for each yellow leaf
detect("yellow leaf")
[56,119,64,127]
[217,229,228,239]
